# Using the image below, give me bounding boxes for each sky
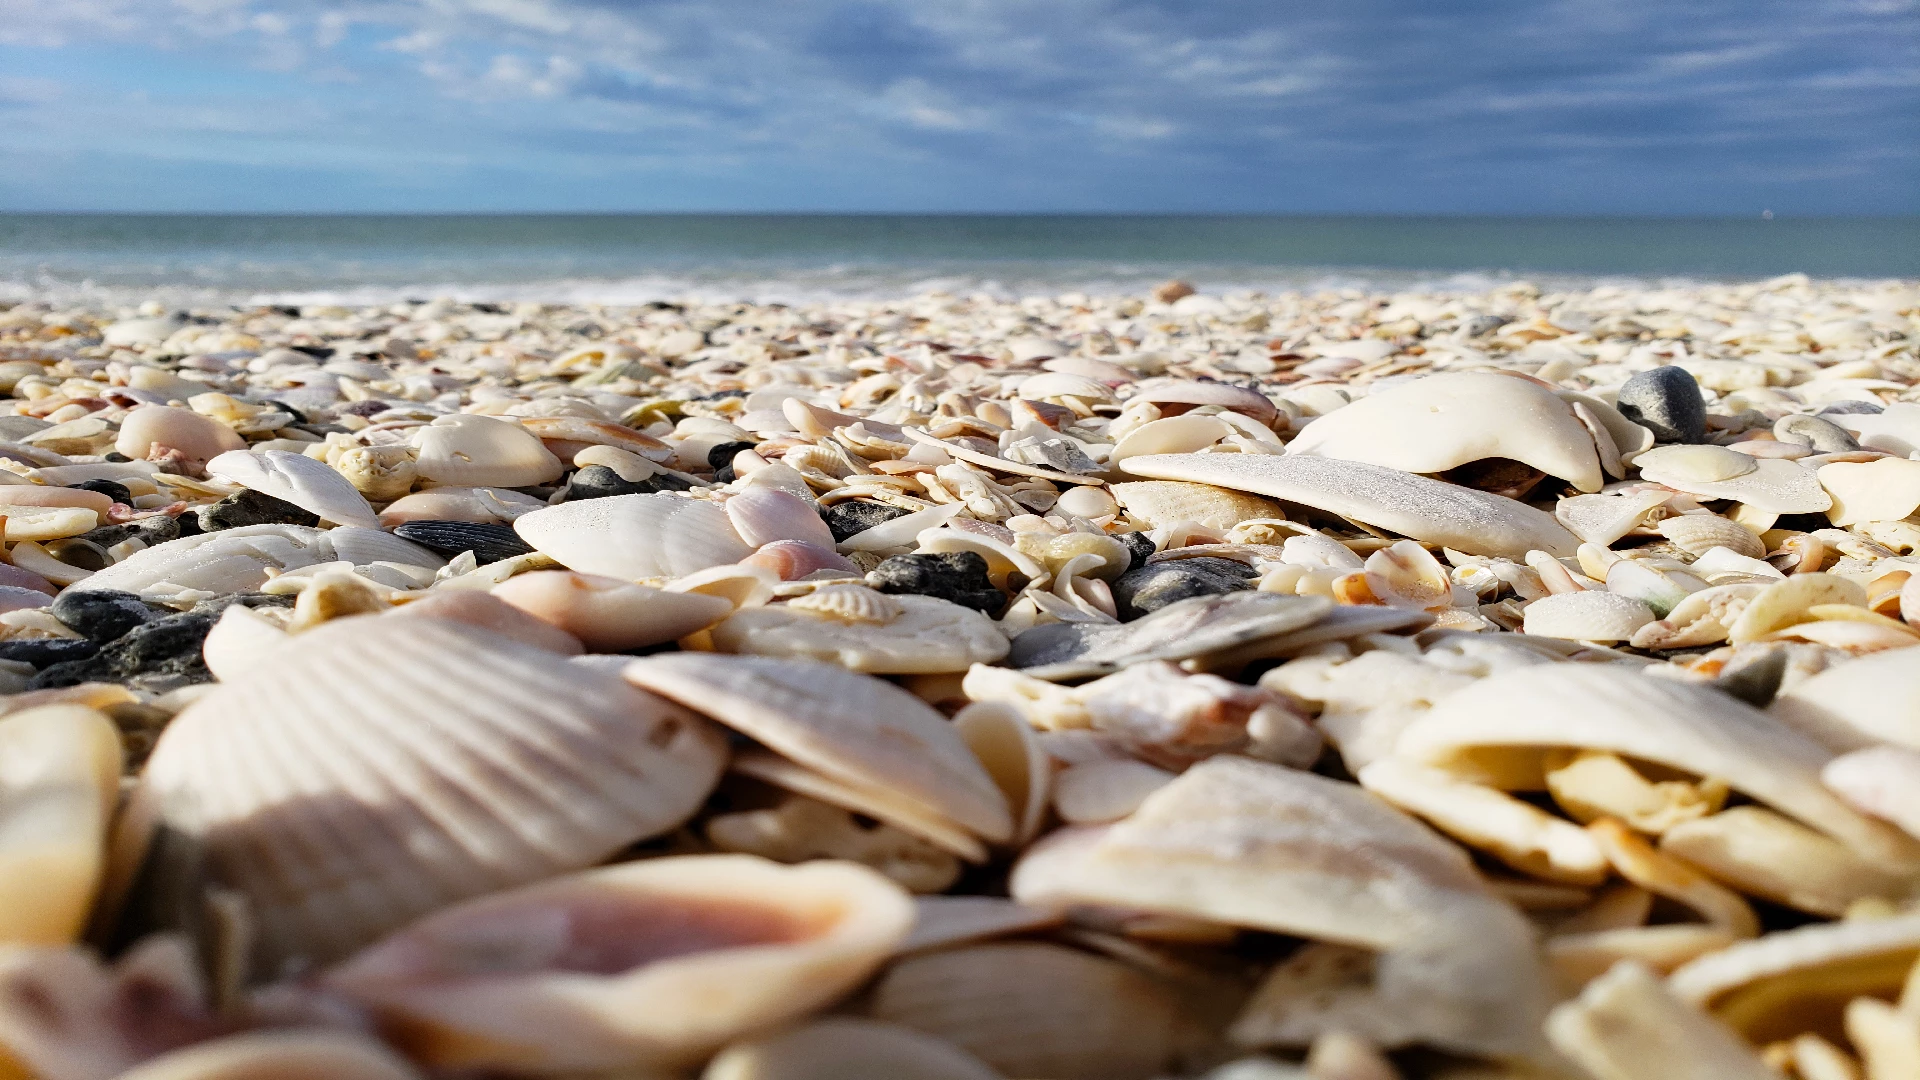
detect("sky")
[0,0,1915,214]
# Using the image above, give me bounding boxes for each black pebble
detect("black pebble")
[28,611,216,690]
[196,489,319,531]
[822,500,914,543]
[867,551,1006,614]
[51,589,160,644]
[1116,530,1157,568]
[392,520,534,564]
[0,638,100,668]
[1615,367,1707,444]
[1715,647,1790,708]
[1110,557,1257,620]
[706,441,758,469]
[73,479,132,505]
[562,464,689,501]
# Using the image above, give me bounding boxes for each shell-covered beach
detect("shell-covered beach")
[3,273,1920,1078]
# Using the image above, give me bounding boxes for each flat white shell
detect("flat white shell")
[1119,453,1578,559]
[1636,445,1832,514]
[206,449,379,528]
[1817,457,1920,526]
[514,493,753,580]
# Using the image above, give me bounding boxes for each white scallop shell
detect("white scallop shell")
[1521,591,1656,641]
[409,414,564,488]
[76,524,336,601]
[206,449,379,528]
[114,615,730,979]
[514,493,753,579]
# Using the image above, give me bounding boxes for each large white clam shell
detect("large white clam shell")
[409,414,564,488]
[514,493,753,579]
[702,1018,1001,1080]
[624,653,1014,845]
[1287,372,1605,492]
[1817,457,1920,526]
[322,855,913,1073]
[76,524,335,601]
[1119,453,1578,559]
[0,705,121,946]
[113,615,730,979]
[206,449,379,528]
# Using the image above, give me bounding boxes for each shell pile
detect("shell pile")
[1,276,1919,1078]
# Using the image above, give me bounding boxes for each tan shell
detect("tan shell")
[1052,758,1176,825]
[1818,457,1920,526]
[115,405,245,463]
[514,493,754,580]
[710,593,1009,673]
[1111,480,1289,531]
[491,570,733,651]
[0,705,121,945]
[1635,445,1833,514]
[1108,415,1233,466]
[329,444,418,503]
[624,653,1014,844]
[1130,378,1278,423]
[519,415,674,461]
[705,790,963,892]
[869,942,1196,1080]
[1660,806,1914,916]
[1655,514,1766,559]
[900,895,1066,956]
[730,750,990,862]
[0,505,98,542]
[702,1019,1002,1080]
[1546,961,1778,1080]
[323,855,914,1072]
[114,1031,423,1080]
[952,702,1050,846]
[785,583,902,624]
[1772,648,1920,753]
[1726,572,1866,645]
[113,616,729,979]
[409,414,564,487]
[1287,372,1604,493]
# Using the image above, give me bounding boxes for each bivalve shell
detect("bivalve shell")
[410,414,564,488]
[1110,480,1288,532]
[1817,457,1920,527]
[709,593,1009,673]
[1521,591,1655,642]
[515,493,753,580]
[112,1031,424,1080]
[1655,514,1765,559]
[115,406,245,464]
[0,705,121,945]
[1636,445,1832,515]
[206,449,379,528]
[492,571,733,651]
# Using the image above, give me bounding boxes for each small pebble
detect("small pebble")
[196,489,319,531]
[822,500,914,543]
[867,551,1006,614]
[73,479,134,505]
[563,464,685,501]
[51,588,160,644]
[1615,367,1707,444]
[0,638,100,668]
[28,610,217,690]
[1110,557,1257,620]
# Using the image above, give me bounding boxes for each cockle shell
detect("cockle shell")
[710,593,1009,673]
[1521,591,1656,641]
[112,616,730,979]
[1120,453,1578,559]
[322,855,913,1072]
[702,1018,1001,1080]
[1655,514,1765,559]
[1635,445,1832,515]
[514,493,753,580]
[491,570,733,651]
[114,406,245,463]
[0,705,121,945]
[623,653,1014,845]
[1287,372,1605,493]
[785,583,902,624]
[1110,480,1288,531]
[206,449,379,528]
[409,414,564,488]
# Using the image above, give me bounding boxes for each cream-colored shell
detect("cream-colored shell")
[702,1019,1002,1080]
[514,493,753,580]
[1655,514,1766,559]
[1521,591,1655,641]
[1286,372,1604,492]
[113,1031,424,1080]
[1668,910,1920,1039]
[115,405,245,463]
[491,570,733,651]
[1119,453,1578,559]
[952,702,1050,847]
[206,449,379,528]
[410,414,564,488]
[1108,415,1233,466]
[1052,758,1175,825]
[0,705,120,946]
[624,653,1014,843]
[1771,647,1920,753]
[709,593,1009,673]
[1636,445,1833,515]
[323,856,913,1073]
[1110,480,1289,531]
[1547,961,1777,1080]
[1818,457,1920,527]
[75,524,338,601]
[117,616,730,979]
[0,505,98,543]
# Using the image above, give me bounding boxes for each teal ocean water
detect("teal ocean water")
[2,214,1914,306]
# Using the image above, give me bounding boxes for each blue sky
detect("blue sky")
[0,0,1915,214]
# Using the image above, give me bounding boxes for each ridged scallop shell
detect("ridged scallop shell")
[206,449,379,528]
[76,524,334,601]
[322,855,913,1073]
[112,616,730,979]
[514,493,753,579]
[869,942,1196,1080]
[0,705,120,946]
[1110,480,1288,531]
[1522,591,1655,641]
[786,583,903,624]
[409,414,564,488]
[710,593,1009,673]
[624,653,1014,845]
[1654,514,1765,559]
[703,1018,1001,1080]
[491,570,733,651]
[1288,372,1604,492]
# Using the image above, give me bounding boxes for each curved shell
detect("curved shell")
[115,405,245,463]
[491,571,733,651]
[1770,647,1920,753]
[702,1018,1002,1080]
[1521,591,1655,641]
[1119,453,1578,559]
[1108,415,1233,466]
[732,750,991,862]
[1636,445,1832,515]
[206,449,379,528]
[115,615,730,979]
[323,855,914,1072]
[114,1031,423,1080]
[75,524,335,601]
[623,653,1014,844]
[378,486,547,526]
[1110,480,1288,531]
[953,702,1051,847]
[410,414,564,488]
[1129,379,1277,423]
[725,488,837,550]
[0,705,121,945]
[786,583,902,624]
[1287,373,1604,493]
[709,594,1009,674]
[514,493,753,580]
[1668,910,1920,1044]
[1655,514,1765,559]
[519,415,673,461]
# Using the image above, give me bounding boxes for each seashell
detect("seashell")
[869,942,1196,1080]
[1130,378,1277,424]
[1585,817,1759,938]
[390,519,532,564]
[900,895,1065,956]
[1361,540,1452,610]
[1287,373,1604,492]
[711,592,1008,673]
[1824,746,1920,841]
[0,936,225,1080]
[0,486,114,514]
[1108,415,1233,466]
[515,493,753,580]
[319,525,444,569]
[1656,514,1765,559]
[742,539,861,580]
[0,705,121,945]
[322,855,913,1072]
[725,487,837,549]
[199,603,291,681]
[1074,660,1292,766]
[1397,663,1920,868]
[1522,591,1655,641]
[519,415,673,460]
[1017,371,1114,403]
[732,750,989,862]
[903,428,1103,485]
[112,1031,424,1080]
[114,616,730,979]
[1111,480,1288,532]
[492,570,734,651]
[1009,591,1334,681]
[624,653,1013,845]
[786,582,902,624]
[1055,485,1119,519]
[1120,453,1578,559]
[377,486,548,526]
[1669,910,1920,1045]
[1771,648,1920,754]
[1725,572,1865,644]
[1052,758,1175,824]
[952,702,1050,847]
[0,504,98,542]
[1818,457,1920,527]
[76,524,335,601]
[707,791,963,892]
[702,1018,1002,1080]
[1603,558,1698,617]
[1358,758,1606,885]
[206,449,379,528]
[329,444,418,503]
[1661,805,1913,917]
[1635,445,1832,515]
[1546,961,1777,1080]
[115,405,245,463]
[409,414,564,488]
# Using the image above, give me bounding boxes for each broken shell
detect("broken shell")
[206,449,379,528]
[1008,592,1334,682]
[1726,573,1866,645]
[1657,515,1766,560]
[514,493,754,580]
[732,750,990,863]
[329,444,418,503]
[1661,806,1913,917]
[1362,540,1452,610]
[1109,415,1233,466]
[1545,750,1725,834]
[410,414,564,488]
[1111,480,1289,532]
[1555,489,1678,547]
[0,505,98,543]
[706,791,962,892]
[1547,961,1777,1080]
[710,593,1008,673]
[1669,910,1920,1045]
[1522,591,1655,641]
[115,616,730,979]
[1818,457,1920,527]
[1636,445,1832,515]
[1120,453,1578,559]
[0,705,121,945]
[1772,648,1920,753]
[391,520,533,564]
[323,855,913,1072]
[624,653,1014,844]
[702,1018,1001,1080]
[1287,372,1605,493]
[115,405,245,463]
[492,571,734,651]
[519,415,673,461]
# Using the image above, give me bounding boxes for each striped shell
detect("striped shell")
[787,584,902,624]
[514,493,753,580]
[1655,514,1765,559]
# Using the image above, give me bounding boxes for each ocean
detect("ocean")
[1,214,1915,308]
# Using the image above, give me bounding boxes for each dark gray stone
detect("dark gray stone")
[1774,413,1859,453]
[1115,530,1157,568]
[1110,557,1257,620]
[0,638,99,668]
[28,611,215,689]
[1616,367,1707,444]
[195,489,318,531]
[822,500,914,543]
[51,589,160,644]
[867,551,1005,614]
[72,479,132,505]
[563,464,688,501]
[392,520,533,565]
